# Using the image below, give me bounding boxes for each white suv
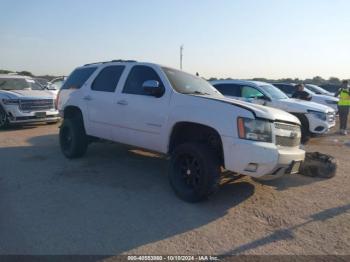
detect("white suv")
[211,80,336,143]
[57,60,305,202]
[0,74,60,128]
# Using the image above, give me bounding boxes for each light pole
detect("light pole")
[180,45,184,70]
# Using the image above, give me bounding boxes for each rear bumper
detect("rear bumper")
[222,137,305,179]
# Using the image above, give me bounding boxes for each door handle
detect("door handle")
[83,95,93,101]
[117,100,128,106]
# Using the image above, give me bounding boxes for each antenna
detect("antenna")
[180,45,184,70]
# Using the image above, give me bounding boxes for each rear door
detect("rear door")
[84,65,125,140]
[112,65,171,152]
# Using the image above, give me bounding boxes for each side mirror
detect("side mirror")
[253,96,271,102]
[262,96,272,102]
[142,80,164,97]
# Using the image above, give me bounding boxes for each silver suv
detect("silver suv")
[0,74,60,128]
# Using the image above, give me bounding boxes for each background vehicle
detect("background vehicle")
[57,60,305,202]
[34,77,50,89]
[272,83,339,112]
[0,74,60,128]
[320,84,340,96]
[211,80,336,142]
[47,76,66,97]
[305,84,334,96]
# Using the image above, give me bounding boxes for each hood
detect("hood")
[206,96,301,124]
[282,98,335,113]
[314,94,339,101]
[0,89,55,100]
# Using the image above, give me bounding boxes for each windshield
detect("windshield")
[259,84,289,100]
[48,80,64,90]
[306,84,328,95]
[162,67,223,97]
[0,78,45,90]
[303,87,315,95]
[0,78,30,90]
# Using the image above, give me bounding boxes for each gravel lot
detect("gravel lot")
[0,121,349,255]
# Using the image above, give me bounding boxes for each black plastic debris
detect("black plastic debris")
[300,152,337,178]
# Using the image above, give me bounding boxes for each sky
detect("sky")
[0,0,349,79]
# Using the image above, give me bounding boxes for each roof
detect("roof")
[273,83,296,86]
[83,59,138,67]
[210,79,270,87]
[0,74,32,79]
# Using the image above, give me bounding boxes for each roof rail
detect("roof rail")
[84,59,137,66]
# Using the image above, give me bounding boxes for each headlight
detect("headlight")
[325,100,338,105]
[237,117,273,143]
[2,99,19,105]
[308,110,327,121]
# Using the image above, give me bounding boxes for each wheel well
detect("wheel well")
[63,106,83,120]
[292,113,309,130]
[292,113,310,144]
[168,122,224,165]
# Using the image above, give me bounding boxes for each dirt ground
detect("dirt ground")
[0,120,349,256]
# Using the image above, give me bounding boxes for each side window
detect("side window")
[241,86,264,98]
[91,66,125,92]
[213,84,241,97]
[123,65,163,95]
[277,85,294,96]
[61,67,97,90]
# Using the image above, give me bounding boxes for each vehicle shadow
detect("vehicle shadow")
[255,174,325,191]
[0,124,39,132]
[0,134,255,254]
[223,203,350,255]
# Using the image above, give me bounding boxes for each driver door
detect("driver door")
[112,65,171,152]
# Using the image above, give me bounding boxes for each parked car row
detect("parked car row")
[0,74,60,128]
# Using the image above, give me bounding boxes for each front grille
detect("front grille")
[327,112,335,123]
[275,122,301,147]
[19,99,55,111]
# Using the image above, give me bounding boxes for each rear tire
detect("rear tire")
[0,106,9,129]
[169,143,221,203]
[59,117,88,158]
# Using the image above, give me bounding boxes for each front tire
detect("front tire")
[59,117,88,158]
[169,143,221,203]
[0,106,9,129]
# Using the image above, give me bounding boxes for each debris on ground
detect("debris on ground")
[300,152,337,178]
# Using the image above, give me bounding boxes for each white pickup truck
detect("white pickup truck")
[0,74,60,128]
[57,60,305,202]
[211,80,336,143]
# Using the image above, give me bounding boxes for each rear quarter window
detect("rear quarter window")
[274,84,294,95]
[61,67,97,90]
[213,84,242,97]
